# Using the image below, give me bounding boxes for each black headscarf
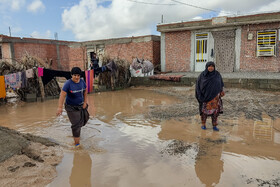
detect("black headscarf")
[195,61,224,103]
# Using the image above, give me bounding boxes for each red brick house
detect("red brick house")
[82,35,160,70]
[157,11,280,73]
[0,35,84,70]
[0,35,160,71]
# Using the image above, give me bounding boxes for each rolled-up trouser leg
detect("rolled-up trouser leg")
[201,113,208,124]
[72,127,81,138]
[211,113,219,126]
[66,107,83,138]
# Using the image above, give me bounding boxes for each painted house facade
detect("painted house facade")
[157,11,280,73]
[0,35,160,71]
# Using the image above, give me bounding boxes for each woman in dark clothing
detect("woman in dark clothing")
[90,52,100,77]
[195,61,225,131]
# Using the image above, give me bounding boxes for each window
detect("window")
[257,30,276,57]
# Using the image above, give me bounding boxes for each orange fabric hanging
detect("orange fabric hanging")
[0,76,6,99]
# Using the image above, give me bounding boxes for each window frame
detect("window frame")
[195,33,209,62]
[256,30,277,57]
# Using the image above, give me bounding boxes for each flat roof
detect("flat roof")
[157,11,280,32]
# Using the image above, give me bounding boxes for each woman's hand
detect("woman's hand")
[57,91,66,116]
[82,102,87,109]
[56,107,63,116]
[220,91,225,97]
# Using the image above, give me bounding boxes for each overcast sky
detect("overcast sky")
[0,0,279,41]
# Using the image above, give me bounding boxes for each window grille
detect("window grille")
[257,30,276,57]
[195,33,208,62]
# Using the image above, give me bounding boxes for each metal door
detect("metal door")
[195,33,209,72]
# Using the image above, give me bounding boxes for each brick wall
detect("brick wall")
[104,40,160,65]
[59,45,70,70]
[12,41,74,70]
[6,37,86,71]
[240,23,280,72]
[67,45,86,71]
[152,41,160,67]
[13,42,58,65]
[165,31,191,72]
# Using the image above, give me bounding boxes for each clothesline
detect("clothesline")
[0,67,95,99]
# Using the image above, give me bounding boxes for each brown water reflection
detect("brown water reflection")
[0,87,280,187]
[195,131,224,187]
[159,115,280,186]
[70,150,92,187]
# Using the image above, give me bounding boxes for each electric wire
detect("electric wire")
[127,0,218,12]
[170,0,218,12]
[127,0,176,5]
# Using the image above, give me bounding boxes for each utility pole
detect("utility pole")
[161,15,164,23]
[54,32,58,40]
[9,27,11,36]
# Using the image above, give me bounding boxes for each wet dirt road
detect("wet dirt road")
[1,87,280,187]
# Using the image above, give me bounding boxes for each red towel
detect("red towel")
[38,67,43,77]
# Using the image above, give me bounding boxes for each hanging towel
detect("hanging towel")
[0,76,6,99]
[38,67,44,77]
[42,69,71,85]
[21,71,27,88]
[4,72,22,89]
[106,60,118,78]
[26,68,34,78]
[85,70,94,93]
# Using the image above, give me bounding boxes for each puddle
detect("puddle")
[0,87,280,187]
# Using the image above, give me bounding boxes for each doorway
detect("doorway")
[194,33,209,72]
[212,30,236,72]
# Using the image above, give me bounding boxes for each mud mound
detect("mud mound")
[0,126,58,163]
[0,126,62,187]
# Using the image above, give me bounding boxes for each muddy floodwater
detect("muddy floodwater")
[1,87,280,187]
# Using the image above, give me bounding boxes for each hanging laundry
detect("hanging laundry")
[85,69,94,93]
[42,69,71,85]
[42,68,86,85]
[26,68,34,78]
[106,60,118,77]
[21,71,27,88]
[38,67,44,77]
[0,76,6,99]
[4,72,22,89]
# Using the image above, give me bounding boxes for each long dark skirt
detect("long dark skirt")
[65,104,89,137]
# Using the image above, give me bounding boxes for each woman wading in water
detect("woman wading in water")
[195,61,225,131]
[56,67,89,146]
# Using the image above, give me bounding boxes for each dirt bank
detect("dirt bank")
[0,126,63,187]
[147,86,280,121]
